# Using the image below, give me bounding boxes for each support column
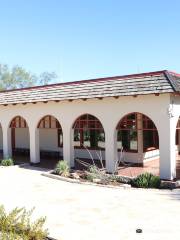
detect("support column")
[105,127,117,173]
[63,126,74,168]
[178,129,180,152]
[159,116,176,180]
[3,125,12,159]
[29,127,40,164]
[137,113,143,163]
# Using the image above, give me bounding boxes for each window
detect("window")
[176,118,180,145]
[143,130,159,151]
[117,113,159,152]
[73,114,105,149]
[117,113,138,152]
[142,115,159,151]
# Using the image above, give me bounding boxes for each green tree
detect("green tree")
[0,64,57,90]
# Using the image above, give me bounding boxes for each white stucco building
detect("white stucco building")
[0,70,180,180]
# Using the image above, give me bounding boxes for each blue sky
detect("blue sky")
[0,0,180,83]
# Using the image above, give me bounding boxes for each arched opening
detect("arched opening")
[116,112,159,177]
[10,116,30,163]
[73,114,105,169]
[175,117,180,178]
[37,115,63,168]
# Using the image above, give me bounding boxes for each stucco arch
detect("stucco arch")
[36,114,63,168]
[112,109,159,135]
[8,115,30,162]
[114,112,160,174]
[9,115,29,128]
[72,113,106,168]
[36,114,63,129]
[115,111,159,133]
[25,111,61,130]
[72,112,105,131]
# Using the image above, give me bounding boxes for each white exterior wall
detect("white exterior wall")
[15,128,29,148]
[143,149,159,161]
[118,151,143,164]
[118,150,159,164]
[74,149,105,161]
[0,93,179,179]
[39,129,60,151]
[0,128,3,150]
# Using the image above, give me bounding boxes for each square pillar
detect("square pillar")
[105,128,117,173]
[178,130,180,152]
[30,128,40,164]
[137,113,143,154]
[63,127,74,168]
[3,127,12,159]
[159,117,176,180]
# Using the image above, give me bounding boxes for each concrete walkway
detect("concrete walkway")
[0,166,179,240]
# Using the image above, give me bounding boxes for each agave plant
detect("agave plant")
[54,160,69,177]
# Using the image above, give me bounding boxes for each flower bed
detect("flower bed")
[42,161,132,189]
[43,160,164,189]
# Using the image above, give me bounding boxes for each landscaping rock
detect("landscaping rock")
[93,178,101,183]
[70,172,80,179]
[160,181,178,189]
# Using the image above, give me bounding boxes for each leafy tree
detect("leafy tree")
[0,64,57,90]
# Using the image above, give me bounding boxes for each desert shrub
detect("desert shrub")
[108,174,131,184]
[86,165,108,183]
[86,166,100,182]
[89,165,100,175]
[54,160,69,177]
[0,205,48,239]
[131,172,161,188]
[1,158,14,166]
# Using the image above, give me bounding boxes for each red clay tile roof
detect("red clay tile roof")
[0,70,179,105]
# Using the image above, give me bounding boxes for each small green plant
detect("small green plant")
[86,165,108,182]
[132,172,161,188]
[86,165,100,181]
[0,205,48,239]
[108,174,131,184]
[1,158,14,166]
[54,160,69,177]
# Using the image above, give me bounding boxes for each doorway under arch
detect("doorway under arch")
[37,115,63,168]
[73,114,105,169]
[116,112,160,177]
[9,116,30,163]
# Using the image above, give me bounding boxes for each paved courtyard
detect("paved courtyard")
[0,166,180,240]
